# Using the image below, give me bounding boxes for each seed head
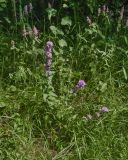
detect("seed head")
[24,5,28,15]
[95,112,100,118]
[32,26,39,36]
[86,114,92,120]
[28,3,33,12]
[87,16,92,25]
[98,8,101,16]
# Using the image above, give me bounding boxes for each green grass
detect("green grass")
[0,34,128,159]
[0,85,128,159]
[0,4,128,159]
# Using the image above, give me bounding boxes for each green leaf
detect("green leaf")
[99,81,107,93]
[58,39,67,47]
[124,36,128,45]
[1,3,6,7]
[43,94,48,102]
[46,8,57,21]
[100,83,107,92]
[63,4,68,8]
[0,102,6,108]
[9,85,17,92]
[0,0,6,2]
[61,16,72,26]
[4,17,11,24]
[0,7,3,11]
[50,26,64,35]
[123,67,127,80]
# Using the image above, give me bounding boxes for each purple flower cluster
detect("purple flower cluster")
[83,106,109,121]
[22,25,38,38]
[98,5,109,16]
[71,80,86,93]
[44,41,53,76]
[76,80,86,89]
[24,3,33,15]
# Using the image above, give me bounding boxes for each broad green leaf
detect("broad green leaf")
[0,102,6,108]
[50,26,64,35]
[0,0,6,3]
[61,16,72,26]
[4,17,11,24]
[63,4,68,8]
[9,85,17,92]
[58,39,67,47]
[46,8,57,21]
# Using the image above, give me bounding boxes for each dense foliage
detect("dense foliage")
[0,0,128,159]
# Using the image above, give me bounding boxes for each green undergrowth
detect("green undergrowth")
[0,27,128,159]
[0,84,128,159]
[0,0,128,159]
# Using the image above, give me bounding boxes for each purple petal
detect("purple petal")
[100,106,109,113]
[44,41,53,76]
[76,80,86,88]
[45,41,53,54]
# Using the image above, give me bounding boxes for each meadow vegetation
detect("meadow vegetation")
[0,0,128,159]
